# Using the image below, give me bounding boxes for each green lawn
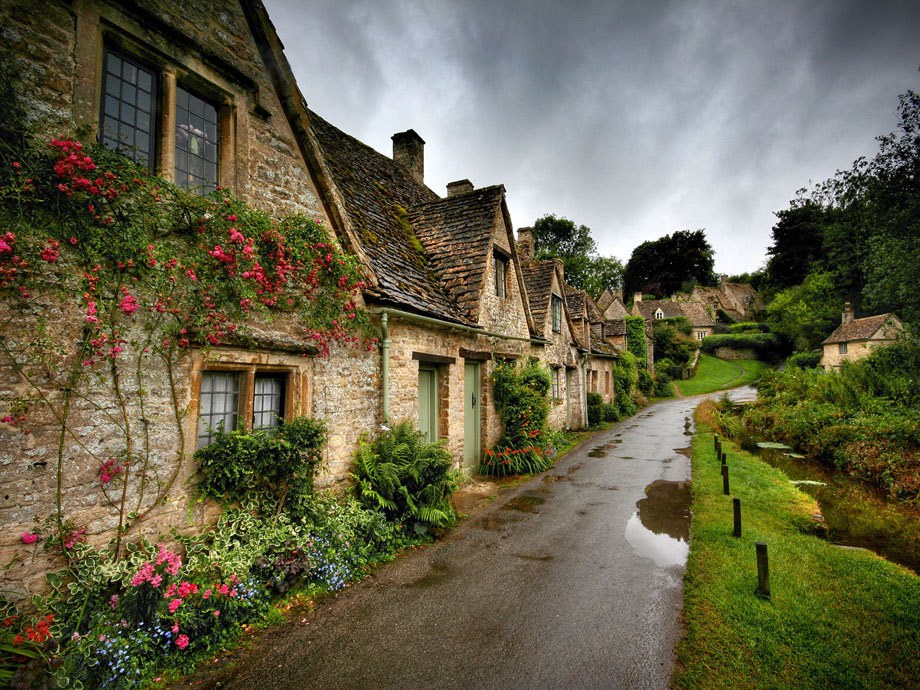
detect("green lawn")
[673,429,920,689]
[676,355,770,396]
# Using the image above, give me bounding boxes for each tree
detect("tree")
[764,200,828,291]
[765,271,841,351]
[623,229,716,299]
[530,214,622,296]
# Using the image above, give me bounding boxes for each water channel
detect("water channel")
[757,445,920,574]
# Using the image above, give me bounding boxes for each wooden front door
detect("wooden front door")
[463,361,481,470]
[418,365,438,442]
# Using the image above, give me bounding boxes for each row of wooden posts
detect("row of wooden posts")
[715,434,771,599]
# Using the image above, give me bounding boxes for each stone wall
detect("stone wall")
[713,347,758,361]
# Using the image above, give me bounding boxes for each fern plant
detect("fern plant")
[351,421,458,532]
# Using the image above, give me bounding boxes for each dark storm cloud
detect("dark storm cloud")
[265,0,920,274]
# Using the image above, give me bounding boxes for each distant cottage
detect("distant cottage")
[820,303,905,371]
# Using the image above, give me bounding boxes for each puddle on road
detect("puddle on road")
[475,511,525,531]
[588,449,608,458]
[674,447,692,457]
[543,474,570,483]
[502,495,546,513]
[406,560,453,588]
[624,480,691,568]
[566,462,583,474]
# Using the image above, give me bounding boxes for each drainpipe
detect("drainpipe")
[380,312,391,424]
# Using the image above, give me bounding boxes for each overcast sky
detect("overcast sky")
[265,0,919,275]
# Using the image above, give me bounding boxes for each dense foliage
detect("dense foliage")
[721,341,920,502]
[586,392,603,427]
[352,420,458,533]
[625,316,647,366]
[761,90,920,340]
[623,229,716,298]
[482,359,556,477]
[786,351,822,369]
[699,333,783,361]
[530,214,623,298]
[652,316,698,371]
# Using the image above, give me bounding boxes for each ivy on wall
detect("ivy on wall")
[625,315,647,367]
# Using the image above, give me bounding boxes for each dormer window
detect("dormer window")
[655,309,664,319]
[494,251,508,298]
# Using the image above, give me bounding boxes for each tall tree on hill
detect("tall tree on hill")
[623,229,716,299]
[765,200,829,291]
[531,214,623,297]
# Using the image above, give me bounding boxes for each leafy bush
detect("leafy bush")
[699,332,783,360]
[786,351,822,369]
[194,416,326,516]
[482,359,555,476]
[352,420,458,532]
[603,403,620,422]
[735,339,920,501]
[730,322,770,334]
[652,319,698,367]
[587,392,603,427]
[654,372,675,398]
[637,369,655,396]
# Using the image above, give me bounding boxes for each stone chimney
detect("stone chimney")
[553,257,564,281]
[615,286,624,303]
[517,227,535,260]
[720,274,728,288]
[392,129,424,185]
[446,179,473,197]
[633,292,643,304]
[842,302,854,324]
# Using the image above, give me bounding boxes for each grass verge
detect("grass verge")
[674,425,920,689]
[677,355,769,396]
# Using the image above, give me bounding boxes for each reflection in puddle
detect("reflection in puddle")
[624,480,691,568]
[674,447,692,457]
[566,463,583,474]
[543,474,569,483]
[588,449,607,458]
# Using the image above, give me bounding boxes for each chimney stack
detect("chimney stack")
[842,302,854,324]
[633,292,643,304]
[615,286,624,303]
[392,129,425,185]
[447,179,474,197]
[720,274,728,288]
[553,257,564,281]
[517,227,535,260]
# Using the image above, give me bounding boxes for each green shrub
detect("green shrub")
[587,392,603,427]
[194,416,326,515]
[730,322,770,333]
[352,420,458,532]
[482,359,555,477]
[603,403,620,422]
[654,372,675,398]
[699,332,783,360]
[637,369,655,396]
[786,351,822,369]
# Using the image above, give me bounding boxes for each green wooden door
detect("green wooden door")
[418,365,438,442]
[464,362,481,470]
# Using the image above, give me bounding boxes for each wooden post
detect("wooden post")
[733,497,741,538]
[721,451,727,466]
[722,465,730,495]
[714,435,720,452]
[756,542,771,598]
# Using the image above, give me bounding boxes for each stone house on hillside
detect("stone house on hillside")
[689,276,763,322]
[563,285,621,404]
[516,229,587,429]
[632,294,715,342]
[820,304,905,371]
[596,288,630,320]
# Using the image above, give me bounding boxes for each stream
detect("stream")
[757,446,920,575]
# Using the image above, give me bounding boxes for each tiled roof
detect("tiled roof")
[411,186,505,322]
[307,109,471,323]
[822,314,900,344]
[635,299,714,327]
[596,290,614,311]
[564,285,586,320]
[590,323,619,356]
[520,260,559,330]
[604,319,627,337]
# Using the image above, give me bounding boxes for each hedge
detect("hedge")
[699,332,783,360]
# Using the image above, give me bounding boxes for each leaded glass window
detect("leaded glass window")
[197,372,241,448]
[494,253,507,298]
[175,87,219,194]
[252,375,285,430]
[100,50,156,167]
[551,294,562,332]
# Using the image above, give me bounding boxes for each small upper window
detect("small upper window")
[175,87,219,194]
[839,342,848,355]
[697,331,706,341]
[494,253,507,298]
[551,294,562,332]
[655,309,664,320]
[551,368,560,399]
[100,50,156,167]
[252,374,285,430]
[197,371,241,448]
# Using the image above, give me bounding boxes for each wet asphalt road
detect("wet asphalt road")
[216,390,756,690]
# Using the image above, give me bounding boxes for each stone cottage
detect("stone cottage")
[689,275,763,322]
[820,304,905,371]
[632,293,715,342]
